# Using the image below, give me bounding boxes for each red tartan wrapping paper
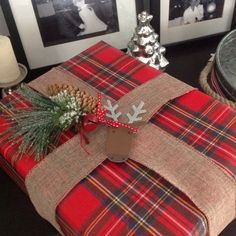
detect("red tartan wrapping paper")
[0,41,236,236]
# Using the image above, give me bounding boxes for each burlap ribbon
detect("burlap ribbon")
[25,68,236,236]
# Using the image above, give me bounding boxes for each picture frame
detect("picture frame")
[150,0,236,46]
[8,0,145,69]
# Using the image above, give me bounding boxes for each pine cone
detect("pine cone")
[48,84,98,114]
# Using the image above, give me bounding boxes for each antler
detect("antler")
[127,101,146,123]
[104,100,122,121]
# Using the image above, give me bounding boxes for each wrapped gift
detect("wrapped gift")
[0,42,236,236]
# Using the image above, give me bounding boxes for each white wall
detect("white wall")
[0,6,10,36]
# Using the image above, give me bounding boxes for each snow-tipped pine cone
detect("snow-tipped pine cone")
[48,84,98,114]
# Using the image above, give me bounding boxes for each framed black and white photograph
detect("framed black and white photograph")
[8,0,144,69]
[32,0,120,47]
[150,0,236,45]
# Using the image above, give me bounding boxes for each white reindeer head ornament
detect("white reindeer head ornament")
[105,100,146,163]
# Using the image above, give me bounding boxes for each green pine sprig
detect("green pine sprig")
[0,86,85,162]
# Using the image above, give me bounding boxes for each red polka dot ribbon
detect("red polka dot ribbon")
[80,93,138,153]
[83,93,138,133]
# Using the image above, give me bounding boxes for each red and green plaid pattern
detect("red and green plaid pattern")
[1,41,236,235]
[60,41,160,99]
[152,92,236,178]
[57,159,207,236]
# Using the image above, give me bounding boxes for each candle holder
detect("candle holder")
[0,63,28,98]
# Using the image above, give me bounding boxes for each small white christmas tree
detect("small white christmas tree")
[127,11,169,70]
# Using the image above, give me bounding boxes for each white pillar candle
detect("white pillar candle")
[0,35,20,83]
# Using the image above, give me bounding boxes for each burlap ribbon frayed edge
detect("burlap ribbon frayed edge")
[25,67,236,236]
[57,67,236,235]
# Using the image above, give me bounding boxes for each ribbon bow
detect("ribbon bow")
[80,93,138,153]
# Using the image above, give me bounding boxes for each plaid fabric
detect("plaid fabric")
[1,41,236,236]
[60,41,159,99]
[152,92,236,178]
